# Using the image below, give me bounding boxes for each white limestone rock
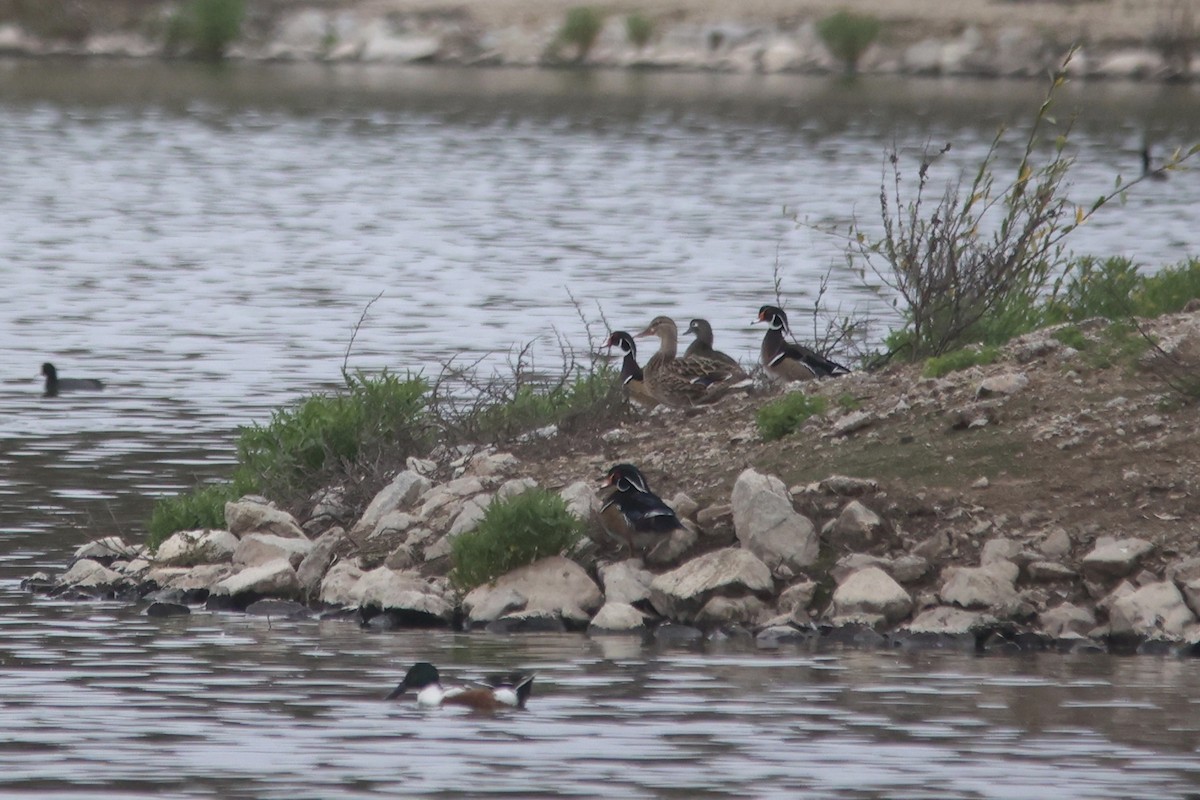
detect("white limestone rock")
[1082,537,1154,581]
[212,559,301,600]
[462,556,602,627]
[355,470,432,534]
[731,469,818,574]
[225,497,307,540]
[648,548,774,623]
[1109,581,1195,641]
[155,529,239,567]
[588,602,648,634]
[831,567,913,625]
[233,533,314,569]
[599,559,655,606]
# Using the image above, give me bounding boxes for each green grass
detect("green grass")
[922,346,1001,378]
[835,393,862,412]
[237,370,429,500]
[816,10,882,73]
[450,489,584,590]
[756,393,828,441]
[626,12,653,49]
[452,367,622,444]
[146,473,257,551]
[166,0,244,60]
[1052,325,1089,351]
[560,7,604,60]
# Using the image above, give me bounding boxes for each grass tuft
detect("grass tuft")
[816,10,882,74]
[757,393,828,441]
[626,12,654,49]
[922,346,1001,378]
[560,7,604,61]
[165,0,244,60]
[450,489,584,590]
[146,473,256,551]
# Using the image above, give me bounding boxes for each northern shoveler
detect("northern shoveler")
[755,305,849,381]
[385,662,535,711]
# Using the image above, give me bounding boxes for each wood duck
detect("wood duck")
[386,662,535,710]
[636,316,745,407]
[603,331,658,408]
[598,463,683,556]
[41,362,105,398]
[683,318,744,372]
[755,305,849,381]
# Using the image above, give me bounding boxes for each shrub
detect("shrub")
[450,489,584,590]
[166,0,244,60]
[626,12,653,49]
[560,7,604,61]
[756,392,828,441]
[1052,326,1088,351]
[146,473,257,551]
[922,346,1001,378]
[816,10,882,74]
[1136,257,1200,316]
[237,369,429,503]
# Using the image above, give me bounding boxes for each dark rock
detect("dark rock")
[145,602,191,618]
[755,624,815,648]
[653,623,704,645]
[820,623,887,649]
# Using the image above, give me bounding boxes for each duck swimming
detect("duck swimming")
[41,363,105,398]
[385,662,535,710]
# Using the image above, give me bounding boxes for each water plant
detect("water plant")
[450,489,584,590]
[626,12,654,49]
[756,392,828,441]
[560,6,604,61]
[816,10,882,74]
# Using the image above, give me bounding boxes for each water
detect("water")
[1,61,1200,797]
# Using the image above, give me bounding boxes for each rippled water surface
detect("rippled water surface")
[2,61,1200,798]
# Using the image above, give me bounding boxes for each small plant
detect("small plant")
[146,473,256,551]
[1052,326,1089,351]
[165,0,244,61]
[816,10,882,74]
[1136,257,1200,316]
[756,392,828,441]
[836,393,862,411]
[922,346,1001,378]
[626,12,654,49]
[450,489,584,590]
[560,6,604,61]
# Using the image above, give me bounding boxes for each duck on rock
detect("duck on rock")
[385,662,535,711]
[636,315,746,407]
[603,331,658,409]
[754,305,849,381]
[598,463,684,557]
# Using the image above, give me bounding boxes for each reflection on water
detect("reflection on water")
[1,63,1199,798]
[0,586,1198,799]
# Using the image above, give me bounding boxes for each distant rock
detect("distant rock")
[155,529,239,567]
[319,561,364,607]
[588,602,648,634]
[233,533,314,569]
[462,556,602,628]
[210,558,301,608]
[1038,602,1095,639]
[830,566,913,625]
[296,527,346,595]
[73,536,142,564]
[1081,537,1154,581]
[649,547,774,624]
[354,471,431,534]
[599,559,654,606]
[225,497,307,540]
[58,559,126,592]
[904,606,993,635]
[826,500,890,552]
[818,475,879,496]
[352,567,453,625]
[1108,581,1195,641]
[559,480,597,521]
[976,371,1028,398]
[939,560,1023,616]
[731,469,818,575]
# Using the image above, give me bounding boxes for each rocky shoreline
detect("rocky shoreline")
[25,306,1200,658]
[0,0,1194,81]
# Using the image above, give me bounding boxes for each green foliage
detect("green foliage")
[1137,257,1200,316]
[166,0,244,60]
[756,392,828,441]
[1051,325,1088,351]
[560,7,604,60]
[146,473,257,551]
[816,10,882,73]
[922,346,1001,378]
[237,370,429,501]
[626,12,654,49]
[450,489,584,590]
[836,393,862,411]
[1047,256,1141,322]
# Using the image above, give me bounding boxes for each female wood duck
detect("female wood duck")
[683,318,743,372]
[385,662,535,710]
[603,331,658,408]
[599,463,683,556]
[41,362,104,398]
[636,316,745,407]
[755,305,849,381]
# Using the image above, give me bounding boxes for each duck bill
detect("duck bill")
[634,326,655,339]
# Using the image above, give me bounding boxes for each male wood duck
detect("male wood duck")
[603,331,658,408]
[385,662,535,710]
[636,316,745,407]
[41,362,104,398]
[683,318,743,372]
[598,463,683,556]
[754,305,849,381]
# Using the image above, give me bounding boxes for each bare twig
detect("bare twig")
[341,290,385,381]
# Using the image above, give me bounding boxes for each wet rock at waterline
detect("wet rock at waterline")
[462,556,603,629]
[225,497,308,540]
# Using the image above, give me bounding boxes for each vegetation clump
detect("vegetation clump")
[147,474,256,550]
[816,10,882,74]
[922,346,1001,378]
[165,0,244,61]
[625,12,654,49]
[559,6,604,61]
[756,392,828,441]
[450,489,584,590]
